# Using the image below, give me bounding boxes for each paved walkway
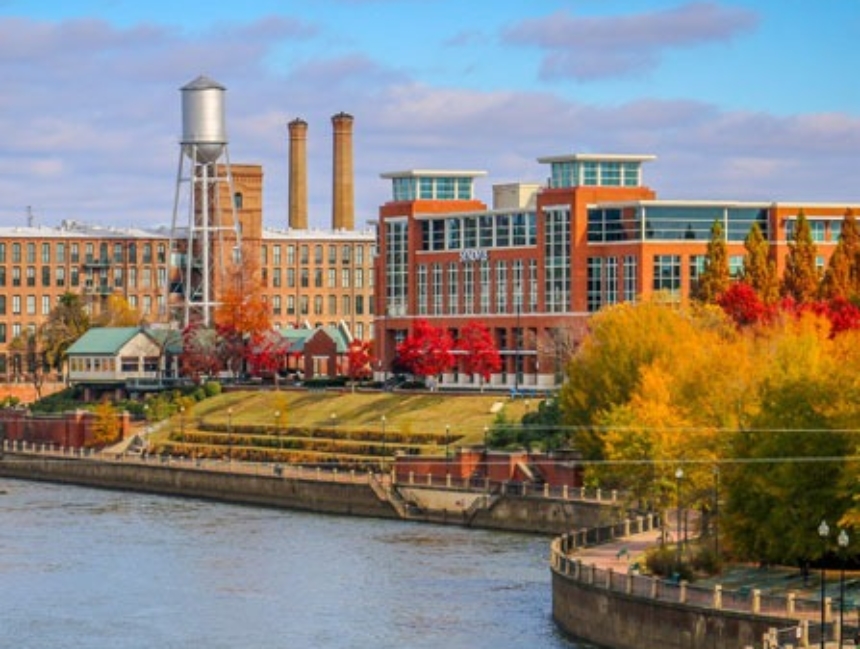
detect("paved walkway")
[572,528,663,572]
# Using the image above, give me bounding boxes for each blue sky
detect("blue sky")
[1,0,859,230]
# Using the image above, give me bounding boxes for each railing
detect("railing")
[551,530,860,648]
[1,439,376,484]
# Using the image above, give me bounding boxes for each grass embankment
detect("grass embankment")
[148,390,532,466]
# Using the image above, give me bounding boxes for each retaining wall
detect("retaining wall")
[0,454,399,520]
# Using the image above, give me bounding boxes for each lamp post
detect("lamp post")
[274,410,281,457]
[380,415,387,472]
[713,465,720,570]
[839,529,849,648]
[819,519,830,649]
[675,467,683,568]
[179,406,185,436]
[227,407,233,462]
[445,424,450,471]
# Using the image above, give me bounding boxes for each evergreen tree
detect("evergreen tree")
[781,211,820,304]
[820,242,852,300]
[841,209,860,296]
[695,220,730,303]
[742,222,780,304]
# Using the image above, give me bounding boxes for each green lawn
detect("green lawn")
[152,390,537,456]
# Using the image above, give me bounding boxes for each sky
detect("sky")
[1,0,859,232]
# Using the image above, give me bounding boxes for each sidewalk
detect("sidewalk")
[573,528,662,573]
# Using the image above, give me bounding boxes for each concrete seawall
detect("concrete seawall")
[0,452,626,536]
[0,454,400,520]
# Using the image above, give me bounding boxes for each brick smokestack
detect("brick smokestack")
[288,118,308,230]
[331,112,354,231]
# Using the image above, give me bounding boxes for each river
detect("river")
[0,478,589,649]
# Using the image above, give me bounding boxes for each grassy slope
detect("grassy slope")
[161,389,533,447]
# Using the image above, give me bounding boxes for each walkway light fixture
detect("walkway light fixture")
[819,519,830,649]
[838,528,849,649]
[381,415,387,471]
[675,467,683,568]
[227,407,233,462]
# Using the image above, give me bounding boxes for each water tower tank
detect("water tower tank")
[180,75,227,163]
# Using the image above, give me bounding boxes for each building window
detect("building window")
[495,261,507,314]
[26,266,35,287]
[328,245,337,265]
[12,267,20,287]
[234,192,243,209]
[314,296,323,315]
[0,243,5,263]
[41,266,50,287]
[314,269,323,288]
[653,255,681,300]
[606,257,619,306]
[355,268,364,289]
[314,245,323,264]
[287,268,296,288]
[0,295,5,315]
[341,269,350,289]
[26,295,35,315]
[56,242,66,263]
[12,243,21,263]
[300,269,309,288]
[0,267,6,287]
[273,245,282,266]
[417,265,428,316]
[41,243,51,263]
[479,259,490,314]
[56,266,65,287]
[287,295,295,316]
[432,263,443,316]
[463,263,474,316]
[287,245,296,266]
[41,295,51,315]
[272,295,282,315]
[342,295,351,315]
[272,268,282,288]
[113,243,123,263]
[354,245,363,265]
[356,295,364,315]
[544,208,571,313]
[26,243,35,263]
[70,243,79,263]
[328,295,336,315]
[623,256,637,303]
[447,263,459,315]
[587,257,603,312]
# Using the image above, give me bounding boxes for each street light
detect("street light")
[380,415,387,472]
[675,467,684,568]
[274,411,281,456]
[179,406,185,436]
[227,407,233,462]
[838,529,849,648]
[445,424,450,471]
[819,519,830,649]
[713,465,720,570]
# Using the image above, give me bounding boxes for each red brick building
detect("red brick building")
[374,153,858,389]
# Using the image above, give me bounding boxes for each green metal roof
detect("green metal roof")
[66,327,145,355]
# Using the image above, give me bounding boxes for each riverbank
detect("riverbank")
[0,449,623,536]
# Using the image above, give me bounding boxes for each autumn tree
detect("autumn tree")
[214,244,271,377]
[246,329,291,383]
[455,320,502,391]
[722,314,852,565]
[89,400,122,448]
[742,222,779,304]
[395,319,454,385]
[9,329,49,399]
[180,322,222,381]
[96,294,142,327]
[718,282,769,328]
[41,292,91,372]
[694,220,730,303]
[781,211,820,304]
[346,339,372,390]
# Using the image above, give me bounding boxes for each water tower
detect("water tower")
[168,74,242,328]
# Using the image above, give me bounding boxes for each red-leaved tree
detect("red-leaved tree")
[246,329,291,380]
[717,282,769,328]
[346,339,373,390]
[396,319,454,386]
[455,320,502,390]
